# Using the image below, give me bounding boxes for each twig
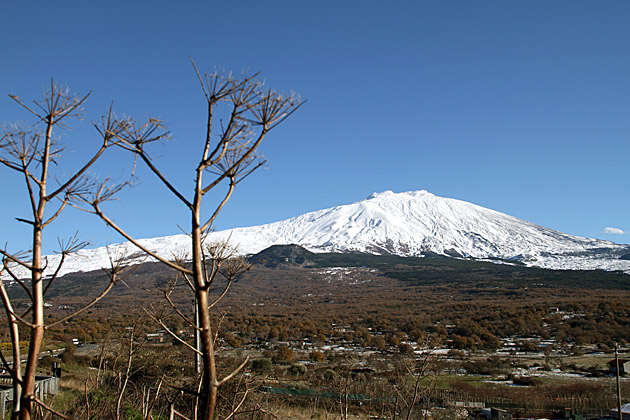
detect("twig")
[144,309,201,355]
[223,388,250,420]
[31,395,73,420]
[217,357,249,387]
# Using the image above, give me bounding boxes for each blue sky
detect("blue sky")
[1,1,629,254]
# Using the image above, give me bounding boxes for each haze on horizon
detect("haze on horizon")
[1,1,628,255]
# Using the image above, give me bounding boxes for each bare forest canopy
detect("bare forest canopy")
[5,245,630,350]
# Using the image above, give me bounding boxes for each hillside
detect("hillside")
[15,245,630,309]
[11,246,629,353]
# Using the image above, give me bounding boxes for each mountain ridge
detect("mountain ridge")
[4,190,630,278]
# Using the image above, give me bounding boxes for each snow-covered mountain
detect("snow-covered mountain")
[6,190,630,278]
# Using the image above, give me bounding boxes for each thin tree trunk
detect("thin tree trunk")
[10,316,22,419]
[116,332,135,420]
[19,226,45,420]
[192,201,218,420]
[0,278,23,418]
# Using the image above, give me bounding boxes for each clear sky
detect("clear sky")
[1,1,629,255]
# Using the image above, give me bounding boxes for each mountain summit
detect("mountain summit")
[7,190,630,278]
[213,190,629,270]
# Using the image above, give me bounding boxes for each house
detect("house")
[479,408,512,420]
[146,333,165,343]
[609,359,630,375]
[610,403,630,420]
[491,408,512,420]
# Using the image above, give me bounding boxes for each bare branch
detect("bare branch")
[173,410,191,420]
[0,153,24,172]
[212,313,226,349]
[46,278,116,329]
[3,263,33,300]
[207,280,233,311]
[234,159,266,186]
[105,117,193,208]
[222,388,250,420]
[116,322,138,420]
[144,308,201,355]
[0,124,42,165]
[41,194,69,228]
[115,116,170,149]
[46,142,108,201]
[170,254,196,292]
[15,217,35,225]
[0,249,33,271]
[30,395,72,420]
[268,98,306,130]
[0,267,24,383]
[84,378,91,420]
[143,378,163,420]
[1,305,36,329]
[191,58,211,103]
[91,202,193,275]
[89,177,130,205]
[202,107,246,170]
[137,150,192,208]
[46,248,130,328]
[10,83,90,126]
[216,356,249,388]
[43,234,88,296]
[201,180,235,233]
[201,240,229,289]
[23,159,40,217]
[7,95,45,121]
[0,348,16,380]
[208,260,249,311]
[163,278,198,329]
[201,128,267,195]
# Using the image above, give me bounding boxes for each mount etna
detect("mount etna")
[6,190,630,279]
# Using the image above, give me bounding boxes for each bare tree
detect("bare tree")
[115,318,148,420]
[84,62,303,420]
[0,83,137,420]
[393,353,440,420]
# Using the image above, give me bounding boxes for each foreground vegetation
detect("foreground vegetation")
[32,333,630,419]
[3,249,630,418]
[0,65,301,420]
